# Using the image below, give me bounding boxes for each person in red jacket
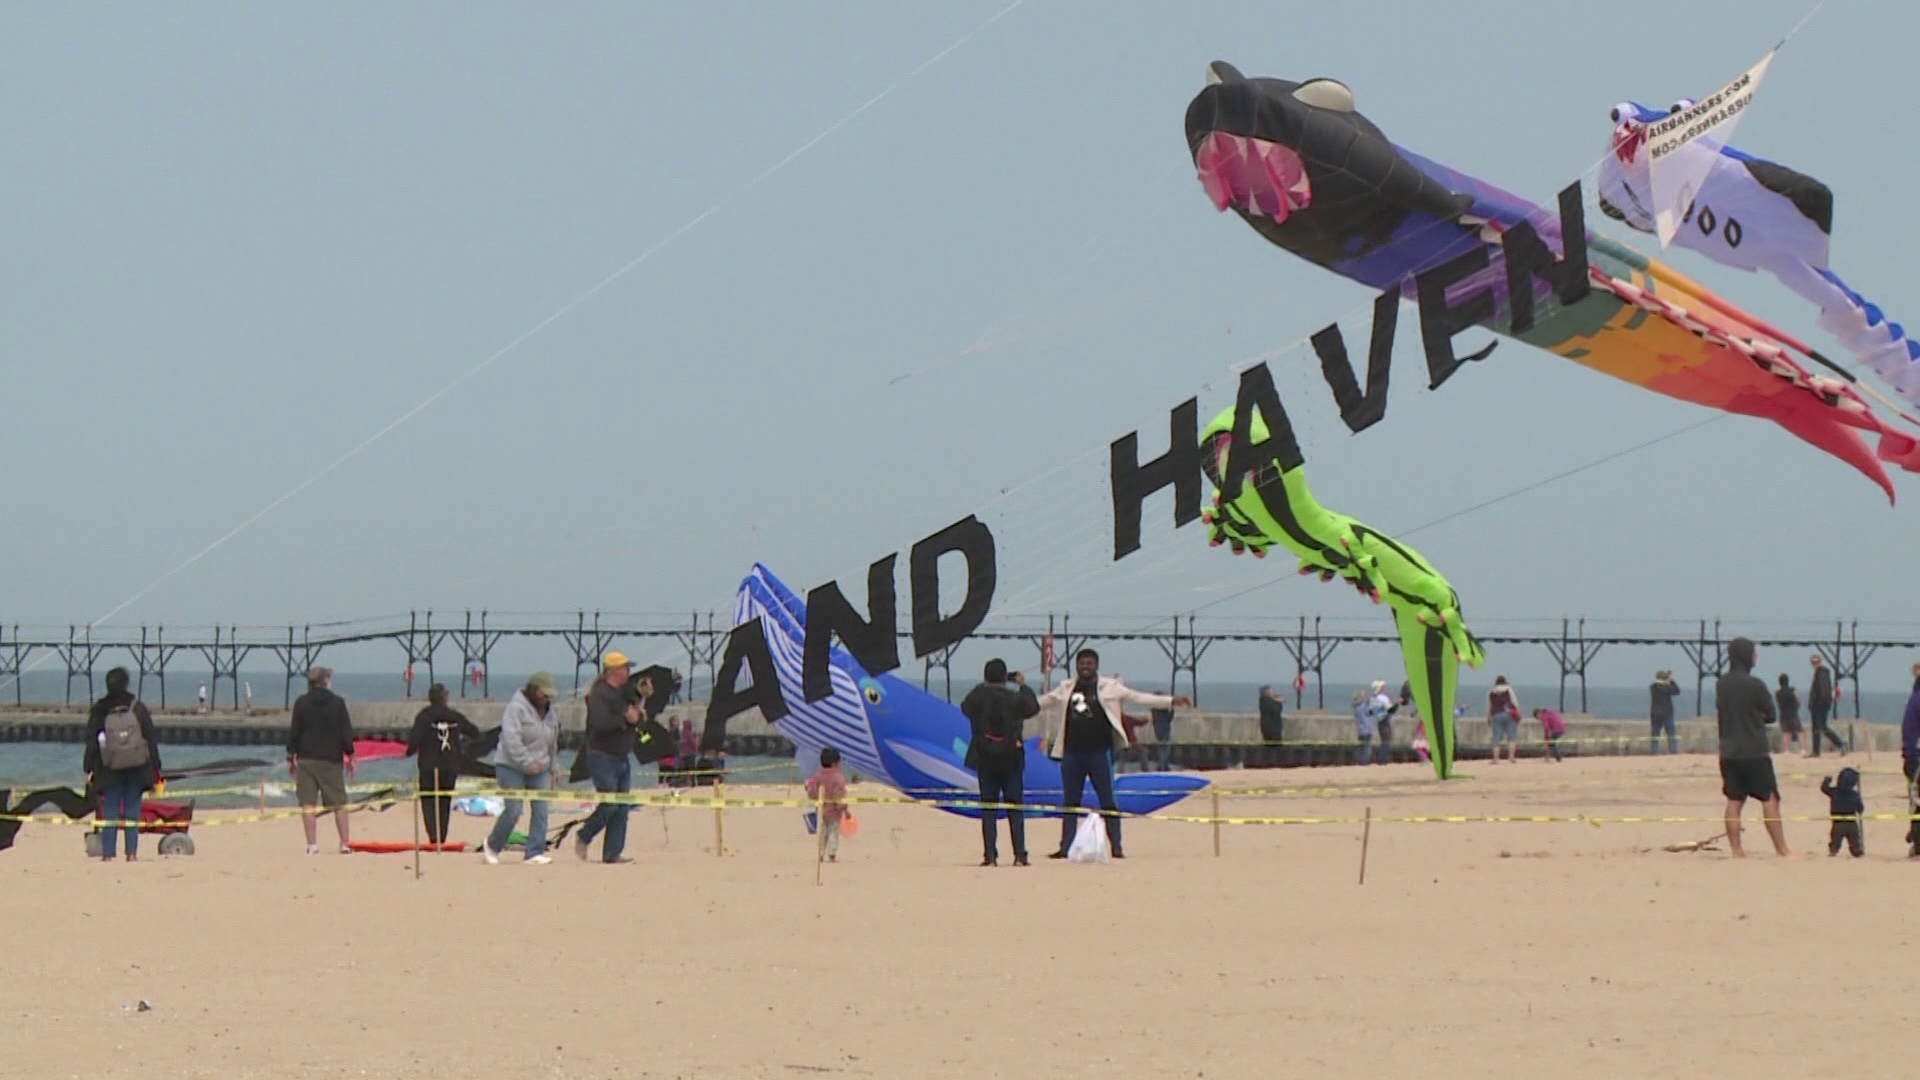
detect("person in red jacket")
[1532,707,1567,763]
[804,748,850,862]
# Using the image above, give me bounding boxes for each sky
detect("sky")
[6,0,1920,691]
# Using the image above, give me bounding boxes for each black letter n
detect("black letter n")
[802,555,900,703]
[1502,181,1592,335]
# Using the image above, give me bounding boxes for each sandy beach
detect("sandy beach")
[4,751,1911,1079]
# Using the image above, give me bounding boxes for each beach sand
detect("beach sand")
[3,751,1910,1079]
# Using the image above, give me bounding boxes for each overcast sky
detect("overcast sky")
[6,0,1917,688]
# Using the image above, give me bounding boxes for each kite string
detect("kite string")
[1778,0,1831,49]
[0,0,1035,698]
[887,159,1194,387]
[1147,414,1732,630]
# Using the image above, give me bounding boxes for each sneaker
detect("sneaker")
[1012,855,1030,867]
[526,853,552,865]
[981,856,998,867]
[481,844,500,865]
[1047,850,1068,860]
[338,845,353,855]
[604,855,633,865]
[306,844,319,856]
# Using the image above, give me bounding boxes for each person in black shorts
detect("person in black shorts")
[1717,636,1789,858]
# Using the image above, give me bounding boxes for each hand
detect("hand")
[345,758,356,778]
[625,704,640,724]
[1011,671,1026,686]
[526,761,545,776]
[1173,696,1193,708]
[287,759,298,778]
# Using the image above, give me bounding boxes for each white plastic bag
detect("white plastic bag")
[1067,810,1111,864]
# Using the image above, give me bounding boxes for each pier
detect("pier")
[0,611,1907,718]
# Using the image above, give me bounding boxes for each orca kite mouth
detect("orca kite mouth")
[1195,130,1311,222]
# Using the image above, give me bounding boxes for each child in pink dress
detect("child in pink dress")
[804,748,850,861]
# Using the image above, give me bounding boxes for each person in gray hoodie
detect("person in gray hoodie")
[483,671,562,865]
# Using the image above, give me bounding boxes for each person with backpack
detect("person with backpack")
[1487,676,1521,764]
[83,667,161,862]
[960,659,1041,867]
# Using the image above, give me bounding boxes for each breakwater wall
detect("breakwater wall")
[0,703,1886,765]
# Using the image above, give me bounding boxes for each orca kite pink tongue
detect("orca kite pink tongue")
[1195,131,1311,222]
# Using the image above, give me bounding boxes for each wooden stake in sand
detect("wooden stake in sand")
[814,789,827,887]
[258,778,266,819]
[714,780,726,857]
[1211,785,1222,857]
[412,795,422,881]
[1358,806,1373,885]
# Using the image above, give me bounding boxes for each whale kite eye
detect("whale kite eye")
[858,677,883,705]
[1669,97,1695,115]
[1292,78,1354,112]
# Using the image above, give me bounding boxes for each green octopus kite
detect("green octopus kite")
[1198,403,1485,779]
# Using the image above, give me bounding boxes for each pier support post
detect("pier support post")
[1279,616,1338,711]
[1154,615,1211,706]
[1679,619,1725,719]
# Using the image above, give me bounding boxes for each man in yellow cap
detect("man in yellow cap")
[573,650,640,863]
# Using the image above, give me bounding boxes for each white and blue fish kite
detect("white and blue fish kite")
[1600,97,1920,405]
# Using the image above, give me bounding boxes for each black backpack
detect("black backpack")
[978,693,1022,766]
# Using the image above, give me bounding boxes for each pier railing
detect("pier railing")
[0,612,1908,718]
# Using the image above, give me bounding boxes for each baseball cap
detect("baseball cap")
[527,671,559,697]
[603,651,634,671]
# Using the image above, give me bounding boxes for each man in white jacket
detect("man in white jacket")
[1037,648,1190,859]
[482,671,562,865]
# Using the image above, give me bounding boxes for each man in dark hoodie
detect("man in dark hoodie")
[1716,637,1789,858]
[573,651,641,864]
[1808,654,1845,757]
[1649,671,1681,754]
[961,659,1040,867]
[288,665,357,855]
[1258,685,1287,744]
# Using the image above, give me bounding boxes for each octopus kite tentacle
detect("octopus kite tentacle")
[1199,406,1483,778]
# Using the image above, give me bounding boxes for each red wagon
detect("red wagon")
[85,799,196,857]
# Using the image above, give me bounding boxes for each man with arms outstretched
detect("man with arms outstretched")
[1037,648,1190,860]
[1718,637,1789,858]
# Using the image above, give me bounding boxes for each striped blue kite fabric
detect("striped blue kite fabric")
[1600,88,1920,408]
[709,564,1208,820]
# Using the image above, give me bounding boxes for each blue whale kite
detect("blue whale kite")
[730,564,1208,819]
